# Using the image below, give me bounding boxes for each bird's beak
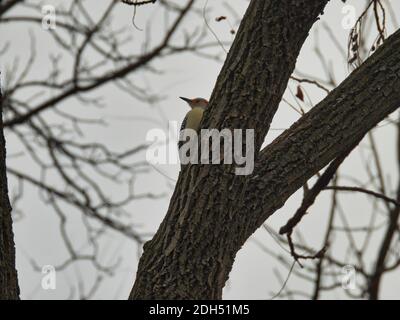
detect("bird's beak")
[179,96,191,103]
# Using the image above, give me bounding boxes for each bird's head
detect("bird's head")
[180,96,208,109]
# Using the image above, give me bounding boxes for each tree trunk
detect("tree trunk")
[0,82,20,299]
[130,0,329,299]
[130,0,400,299]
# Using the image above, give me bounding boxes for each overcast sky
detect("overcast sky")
[2,0,400,299]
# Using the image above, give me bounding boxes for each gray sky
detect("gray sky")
[2,0,400,299]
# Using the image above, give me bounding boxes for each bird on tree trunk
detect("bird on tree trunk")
[178,96,209,168]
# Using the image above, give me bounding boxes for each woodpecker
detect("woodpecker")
[178,96,209,160]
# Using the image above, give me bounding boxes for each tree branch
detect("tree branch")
[130,0,330,299]
[245,27,400,238]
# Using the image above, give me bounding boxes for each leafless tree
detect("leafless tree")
[0,0,232,299]
[130,0,400,300]
[1,0,400,300]
[249,0,400,300]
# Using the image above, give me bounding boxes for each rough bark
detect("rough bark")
[130,0,329,299]
[0,82,20,299]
